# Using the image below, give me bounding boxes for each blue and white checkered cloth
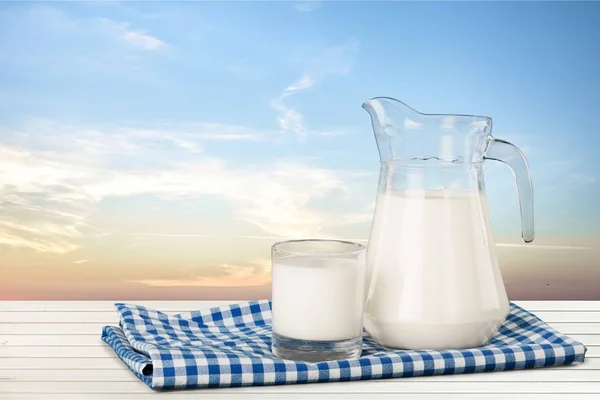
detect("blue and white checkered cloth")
[101,300,587,390]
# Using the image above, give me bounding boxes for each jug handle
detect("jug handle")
[484,138,535,243]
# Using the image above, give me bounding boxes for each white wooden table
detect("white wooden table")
[1,301,598,399]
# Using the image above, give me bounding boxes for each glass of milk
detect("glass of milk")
[270,239,366,362]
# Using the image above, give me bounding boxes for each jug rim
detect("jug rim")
[362,96,493,123]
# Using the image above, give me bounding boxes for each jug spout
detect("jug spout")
[361,97,400,132]
[362,97,422,130]
[361,97,418,163]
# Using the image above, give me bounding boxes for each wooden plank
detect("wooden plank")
[528,312,600,323]
[0,312,119,323]
[2,356,595,372]
[0,345,119,358]
[1,381,600,394]
[6,333,599,346]
[514,301,600,311]
[0,357,129,370]
[3,322,600,335]
[0,335,108,346]
[2,367,600,383]
[523,322,600,335]
[0,301,599,312]
[3,395,600,400]
[0,323,108,335]
[0,301,236,312]
[2,310,599,324]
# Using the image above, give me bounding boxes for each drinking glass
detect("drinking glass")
[270,239,366,362]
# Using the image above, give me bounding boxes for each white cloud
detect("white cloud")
[123,122,265,144]
[270,75,315,139]
[0,119,263,161]
[171,138,204,153]
[318,130,350,137]
[0,5,168,78]
[122,29,165,51]
[339,202,376,225]
[0,120,371,254]
[99,18,166,51]
[270,41,360,139]
[125,234,287,239]
[282,75,315,96]
[9,6,167,53]
[271,105,307,139]
[294,1,322,13]
[131,259,271,287]
[310,40,360,77]
[0,230,80,254]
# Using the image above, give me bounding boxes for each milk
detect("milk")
[364,190,510,349]
[272,256,366,342]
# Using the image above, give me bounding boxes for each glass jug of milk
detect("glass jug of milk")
[362,97,534,350]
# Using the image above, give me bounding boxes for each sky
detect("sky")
[0,1,599,300]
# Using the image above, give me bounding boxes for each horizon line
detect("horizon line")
[123,233,594,250]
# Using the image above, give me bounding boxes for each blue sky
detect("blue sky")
[0,1,599,295]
